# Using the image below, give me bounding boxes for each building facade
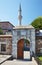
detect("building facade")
[0,21,14,55]
[0,35,12,54]
[0,21,14,35]
[12,25,35,59]
[36,30,42,55]
[0,4,42,60]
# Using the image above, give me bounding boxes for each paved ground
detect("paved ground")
[1,57,38,65]
[0,55,11,64]
[0,51,38,65]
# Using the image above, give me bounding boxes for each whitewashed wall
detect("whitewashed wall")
[31,29,35,54]
[12,29,35,58]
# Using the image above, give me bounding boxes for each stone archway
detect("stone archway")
[17,39,30,59]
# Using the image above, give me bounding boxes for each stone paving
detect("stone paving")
[1,57,38,65]
[0,55,11,64]
[0,52,38,65]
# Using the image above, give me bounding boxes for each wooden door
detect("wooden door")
[17,39,24,59]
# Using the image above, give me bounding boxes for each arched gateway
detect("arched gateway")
[12,4,35,60]
[12,25,35,60]
[17,39,30,59]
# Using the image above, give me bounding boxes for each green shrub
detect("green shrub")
[0,28,3,34]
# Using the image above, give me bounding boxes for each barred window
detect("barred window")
[1,44,6,51]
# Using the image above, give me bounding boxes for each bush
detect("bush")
[35,56,42,65]
[0,28,3,34]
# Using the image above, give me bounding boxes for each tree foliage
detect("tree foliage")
[24,39,30,44]
[31,17,42,29]
[0,28,3,34]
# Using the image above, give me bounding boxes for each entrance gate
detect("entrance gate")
[17,39,30,59]
[12,26,35,60]
[17,39,24,59]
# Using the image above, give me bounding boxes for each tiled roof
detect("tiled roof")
[0,21,14,26]
[0,21,14,29]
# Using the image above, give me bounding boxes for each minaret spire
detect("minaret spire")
[18,4,22,26]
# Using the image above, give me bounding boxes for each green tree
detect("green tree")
[0,28,3,34]
[31,17,42,29]
[24,39,30,44]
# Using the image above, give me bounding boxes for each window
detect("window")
[1,44,6,51]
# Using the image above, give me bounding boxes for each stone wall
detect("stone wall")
[12,29,35,58]
[0,35,12,55]
[36,36,42,54]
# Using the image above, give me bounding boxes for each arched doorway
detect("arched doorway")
[17,39,30,59]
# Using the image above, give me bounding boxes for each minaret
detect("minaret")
[18,4,22,26]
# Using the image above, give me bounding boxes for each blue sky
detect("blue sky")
[0,0,42,26]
